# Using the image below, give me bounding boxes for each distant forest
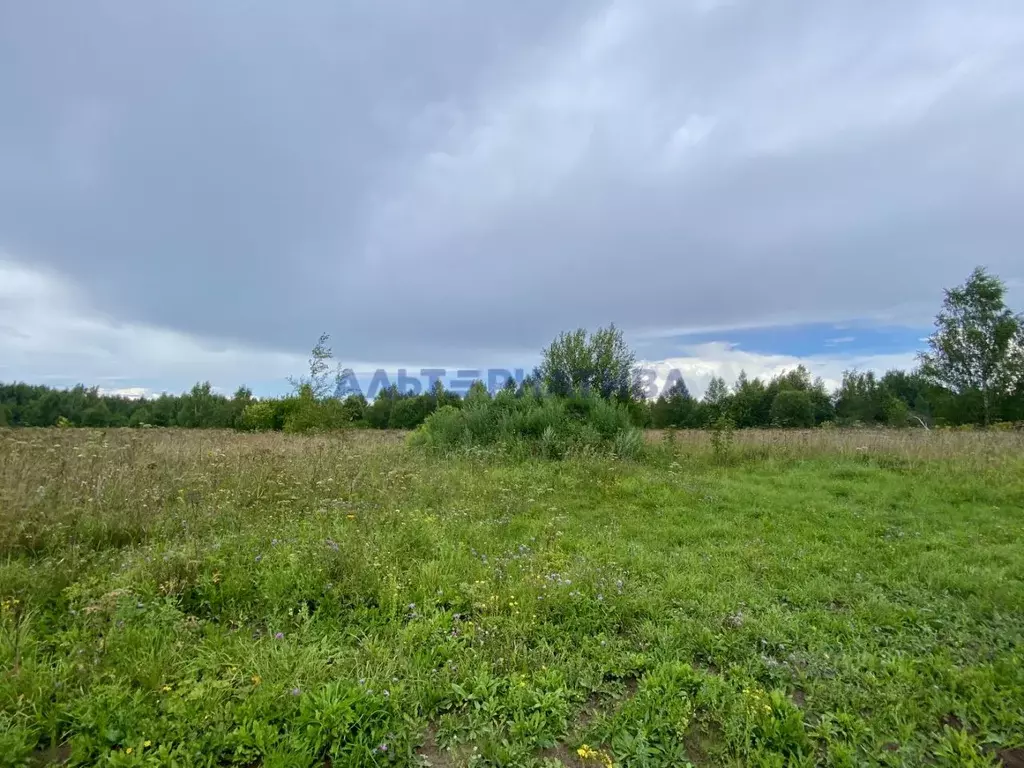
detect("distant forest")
[2,268,1022,432]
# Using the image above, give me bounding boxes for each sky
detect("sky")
[2,1,1023,399]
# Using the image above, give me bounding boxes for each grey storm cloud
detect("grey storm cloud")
[2,0,1023,368]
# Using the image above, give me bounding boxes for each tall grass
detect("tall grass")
[646,426,1024,465]
[1,428,1023,765]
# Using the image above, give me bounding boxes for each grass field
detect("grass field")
[1,428,1023,767]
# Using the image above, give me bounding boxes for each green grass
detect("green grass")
[1,429,1023,767]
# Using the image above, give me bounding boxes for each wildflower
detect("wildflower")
[290,687,301,696]
[251,675,262,686]
[274,632,284,640]
[161,685,172,692]
[346,514,356,520]
[125,748,133,755]
[143,740,152,748]
[377,743,388,753]
[576,744,614,767]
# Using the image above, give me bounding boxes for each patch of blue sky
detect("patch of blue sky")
[645,321,930,358]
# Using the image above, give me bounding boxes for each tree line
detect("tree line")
[2,268,1022,431]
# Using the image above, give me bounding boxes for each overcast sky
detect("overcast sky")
[2,1,1023,397]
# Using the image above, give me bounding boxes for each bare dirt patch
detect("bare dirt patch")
[535,744,586,766]
[30,743,72,766]
[415,725,459,768]
[940,713,964,731]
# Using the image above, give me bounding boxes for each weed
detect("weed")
[0,428,1022,766]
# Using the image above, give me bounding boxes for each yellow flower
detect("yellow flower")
[251,674,262,686]
[125,747,133,754]
[143,740,152,747]
[576,744,614,767]
[161,685,172,692]
[346,514,356,520]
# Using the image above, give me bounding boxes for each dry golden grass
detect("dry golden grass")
[0,428,405,556]
[645,426,1024,462]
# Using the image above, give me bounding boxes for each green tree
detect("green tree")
[365,385,399,429]
[340,394,368,423]
[239,401,277,431]
[652,379,699,428]
[389,396,434,429]
[879,369,935,427]
[538,324,641,401]
[701,375,730,424]
[919,267,1024,425]
[703,376,729,405]
[834,370,882,425]
[177,382,227,428]
[770,389,815,428]
[729,372,772,428]
[230,386,254,428]
[128,407,153,427]
[81,401,113,427]
[289,333,355,401]
[765,365,834,425]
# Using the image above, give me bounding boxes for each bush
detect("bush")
[364,397,393,429]
[770,390,815,428]
[282,395,348,434]
[336,394,367,424]
[407,405,468,451]
[239,402,277,432]
[409,393,641,460]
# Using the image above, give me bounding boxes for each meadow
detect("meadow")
[1,428,1023,767]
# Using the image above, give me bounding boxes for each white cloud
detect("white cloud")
[2,256,924,400]
[644,341,918,399]
[664,114,718,163]
[97,386,153,400]
[0,256,539,393]
[0,256,307,393]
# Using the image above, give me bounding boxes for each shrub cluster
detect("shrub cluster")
[408,390,645,460]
